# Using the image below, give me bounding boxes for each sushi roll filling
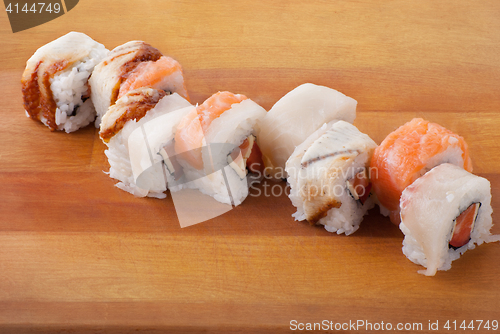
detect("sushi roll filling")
[227,135,264,179]
[162,134,264,182]
[159,142,184,181]
[449,202,480,250]
[346,169,371,205]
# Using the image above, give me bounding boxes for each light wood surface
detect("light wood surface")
[1,1,500,333]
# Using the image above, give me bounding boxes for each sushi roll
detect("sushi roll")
[257,83,357,179]
[89,41,189,126]
[126,104,196,196]
[173,91,267,206]
[370,118,472,224]
[100,87,192,198]
[399,163,498,276]
[286,120,377,235]
[21,31,109,132]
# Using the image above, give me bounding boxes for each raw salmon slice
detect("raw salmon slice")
[370,118,472,224]
[174,91,248,170]
[118,56,190,102]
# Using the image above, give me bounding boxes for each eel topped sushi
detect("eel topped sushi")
[286,120,377,235]
[21,31,109,132]
[89,40,189,126]
[399,163,498,276]
[100,87,192,198]
[370,118,472,224]
[126,103,196,196]
[257,83,357,180]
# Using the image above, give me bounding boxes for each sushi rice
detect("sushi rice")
[50,47,108,132]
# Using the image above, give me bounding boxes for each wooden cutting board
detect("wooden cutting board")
[1,1,499,333]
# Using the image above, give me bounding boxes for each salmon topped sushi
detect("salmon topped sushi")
[370,118,472,224]
[174,92,256,170]
[89,41,189,126]
[173,91,267,206]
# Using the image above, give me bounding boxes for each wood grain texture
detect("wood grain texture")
[1,0,500,332]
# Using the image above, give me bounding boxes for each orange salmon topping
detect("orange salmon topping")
[370,118,472,224]
[174,92,248,170]
[117,56,190,102]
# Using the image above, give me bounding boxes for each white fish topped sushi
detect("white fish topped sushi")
[399,163,499,276]
[286,120,377,235]
[257,83,357,179]
[22,31,108,132]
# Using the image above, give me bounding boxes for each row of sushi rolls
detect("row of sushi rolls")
[22,32,499,276]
